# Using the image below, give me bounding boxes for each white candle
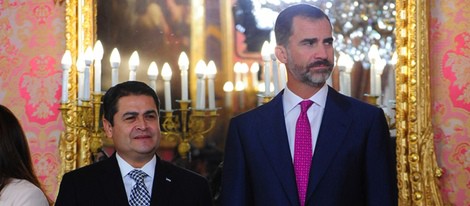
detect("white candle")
[161,63,172,111]
[93,40,103,93]
[271,58,279,94]
[261,41,271,96]
[270,41,280,94]
[83,47,93,101]
[128,51,139,81]
[279,63,287,90]
[233,62,242,83]
[376,58,386,101]
[235,81,245,110]
[178,52,189,101]
[147,61,159,92]
[110,48,121,86]
[61,50,72,103]
[223,81,233,108]
[338,52,353,96]
[240,63,249,89]
[250,62,259,91]
[206,61,217,109]
[195,60,206,109]
[368,45,379,95]
[76,55,85,104]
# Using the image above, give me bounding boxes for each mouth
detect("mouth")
[133,135,151,139]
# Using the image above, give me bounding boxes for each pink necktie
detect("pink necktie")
[294,100,313,206]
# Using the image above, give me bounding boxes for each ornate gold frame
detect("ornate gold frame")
[395,0,443,205]
[62,0,444,204]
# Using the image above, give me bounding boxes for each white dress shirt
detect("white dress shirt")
[116,153,156,200]
[283,84,328,160]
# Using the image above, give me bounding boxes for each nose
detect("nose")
[315,45,328,59]
[135,117,148,130]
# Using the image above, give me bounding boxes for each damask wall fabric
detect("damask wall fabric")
[0,0,468,204]
[430,0,470,205]
[0,1,64,200]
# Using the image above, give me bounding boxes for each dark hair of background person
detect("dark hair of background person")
[274,3,332,47]
[0,105,48,199]
[101,81,161,126]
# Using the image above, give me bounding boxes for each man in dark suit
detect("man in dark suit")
[221,4,397,206]
[55,81,212,206]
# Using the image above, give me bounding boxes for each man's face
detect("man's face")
[103,95,160,163]
[279,16,335,87]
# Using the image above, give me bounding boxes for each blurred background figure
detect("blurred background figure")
[0,105,50,205]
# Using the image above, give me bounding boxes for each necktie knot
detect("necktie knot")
[300,100,313,113]
[128,169,148,182]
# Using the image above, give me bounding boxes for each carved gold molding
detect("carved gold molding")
[58,0,95,183]
[61,0,444,204]
[395,0,443,205]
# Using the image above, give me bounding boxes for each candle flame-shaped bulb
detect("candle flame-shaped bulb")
[233,62,242,73]
[195,60,206,78]
[84,47,93,66]
[240,63,249,74]
[93,40,104,61]
[110,48,121,68]
[223,81,234,92]
[161,63,172,80]
[61,50,72,70]
[129,51,140,69]
[206,60,217,77]
[178,52,189,70]
[261,41,271,61]
[76,54,85,72]
[147,62,159,80]
[250,62,259,73]
[269,40,277,60]
[368,44,380,63]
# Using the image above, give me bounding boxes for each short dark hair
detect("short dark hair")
[274,4,332,46]
[101,81,160,126]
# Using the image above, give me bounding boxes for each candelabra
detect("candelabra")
[58,44,220,178]
[58,93,104,178]
[160,101,218,159]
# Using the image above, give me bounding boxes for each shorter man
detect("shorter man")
[56,81,212,206]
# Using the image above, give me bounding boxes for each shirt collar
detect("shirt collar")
[283,84,328,113]
[116,152,156,179]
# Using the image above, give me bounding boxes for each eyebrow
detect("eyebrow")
[122,110,158,117]
[299,37,334,45]
[323,37,334,43]
[299,38,319,45]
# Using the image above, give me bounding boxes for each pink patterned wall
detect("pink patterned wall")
[430,0,470,205]
[0,1,64,200]
[0,0,468,204]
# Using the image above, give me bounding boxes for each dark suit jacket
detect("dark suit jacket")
[221,87,397,206]
[55,154,213,206]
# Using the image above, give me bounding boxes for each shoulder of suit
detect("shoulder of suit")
[62,157,113,178]
[158,160,207,182]
[328,88,379,111]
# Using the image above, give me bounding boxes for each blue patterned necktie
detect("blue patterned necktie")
[128,169,151,206]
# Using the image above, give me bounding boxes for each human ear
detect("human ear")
[102,119,113,138]
[275,46,288,64]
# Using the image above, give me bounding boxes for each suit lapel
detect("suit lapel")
[100,154,129,205]
[258,92,299,205]
[151,157,173,206]
[306,87,352,202]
